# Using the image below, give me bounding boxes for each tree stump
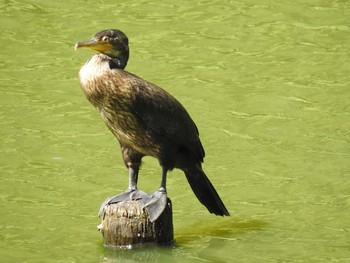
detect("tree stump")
[97,198,174,247]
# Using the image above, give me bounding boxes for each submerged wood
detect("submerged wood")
[98,198,173,247]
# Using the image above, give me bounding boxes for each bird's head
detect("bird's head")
[75,29,129,68]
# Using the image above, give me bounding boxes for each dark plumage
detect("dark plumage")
[75,29,229,221]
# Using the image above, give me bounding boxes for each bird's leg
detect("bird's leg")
[159,166,167,193]
[139,167,168,222]
[127,163,138,192]
[98,162,146,217]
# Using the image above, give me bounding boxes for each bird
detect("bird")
[75,29,230,222]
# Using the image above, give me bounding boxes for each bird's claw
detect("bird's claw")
[139,189,167,222]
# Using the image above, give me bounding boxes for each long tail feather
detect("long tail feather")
[184,166,230,216]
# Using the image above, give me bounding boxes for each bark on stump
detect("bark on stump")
[97,198,174,247]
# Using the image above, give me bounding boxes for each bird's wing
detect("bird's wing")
[125,72,205,162]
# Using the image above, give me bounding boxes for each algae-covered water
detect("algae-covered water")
[0,1,349,262]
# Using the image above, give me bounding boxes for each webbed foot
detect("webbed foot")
[98,189,147,217]
[138,188,167,222]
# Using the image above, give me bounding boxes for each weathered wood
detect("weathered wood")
[97,198,174,247]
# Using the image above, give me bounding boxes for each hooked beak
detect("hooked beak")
[75,38,111,53]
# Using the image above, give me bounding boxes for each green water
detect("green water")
[1,0,349,262]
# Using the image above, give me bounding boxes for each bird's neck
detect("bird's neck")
[109,57,127,69]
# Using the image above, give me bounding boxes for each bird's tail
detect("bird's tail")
[184,165,230,216]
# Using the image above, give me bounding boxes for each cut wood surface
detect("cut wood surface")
[98,198,174,247]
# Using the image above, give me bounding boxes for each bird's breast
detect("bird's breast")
[79,56,112,96]
[78,56,161,157]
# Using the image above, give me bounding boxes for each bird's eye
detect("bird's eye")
[102,36,109,42]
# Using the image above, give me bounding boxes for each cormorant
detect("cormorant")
[75,29,229,222]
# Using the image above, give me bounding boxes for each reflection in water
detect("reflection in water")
[100,218,266,262]
[176,218,266,244]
